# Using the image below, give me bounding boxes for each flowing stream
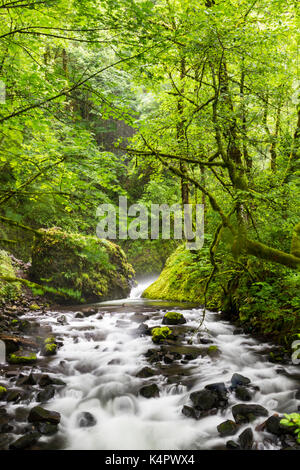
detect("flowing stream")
[8,279,300,450]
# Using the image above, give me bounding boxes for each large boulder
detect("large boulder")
[30,228,135,303]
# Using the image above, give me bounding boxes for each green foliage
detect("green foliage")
[280,414,300,443]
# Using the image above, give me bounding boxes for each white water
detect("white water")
[129,277,157,299]
[14,284,300,450]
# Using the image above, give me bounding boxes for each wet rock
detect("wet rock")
[217,420,238,437]
[238,427,253,450]
[9,431,40,450]
[35,374,65,388]
[57,315,67,325]
[226,440,241,450]
[136,323,150,336]
[35,422,58,436]
[28,406,61,425]
[295,389,300,400]
[231,373,251,388]
[232,404,268,424]
[37,386,55,403]
[75,312,84,319]
[136,367,156,378]
[199,338,213,345]
[108,359,121,365]
[182,405,201,420]
[0,434,12,450]
[207,345,220,358]
[6,389,23,403]
[264,415,298,436]
[77,411,97,428]
[139,383,160,399]
[190,389,218,411]
[163,353,176,364]
[205,382,228,403]
[233,328,244,335]
[0,333,38,354]
[8,351,37,364]
[235,386,252,402]
[0,409,11,432]
[82,307,97,317]
[16,373,36,387]
[162,312,186,325]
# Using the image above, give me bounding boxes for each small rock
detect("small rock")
[232,404,268,424]
[9,431,40,450]
[28,406,61,425]
[75,312,84,319]
[231,373,251,388]
[217,420,238,437]
[238,427,253,449]
[182,405,201,420]
[140,384,160,399]
[82,307,97,317]
[136,367,156,378]
[235,386,253,402]
[226,440,241,450]
[37,386,55,403]
[36,422,58,436]
[162,312,186,325]
[190,389,218,411]
[57,315,67,325]
[77,411,97,428]
[136,323,150,336]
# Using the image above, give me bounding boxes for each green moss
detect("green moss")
[0,250,21,302]
[11,319,18,324]
[151,326,172,344]
[8,353,37,364]
[29,303,41,311]
[0,386,7,397]
[291,222,300,258]
[44,343,57,354]
[29,228,135,304]
[165,312,183,321]
[44,336,55,344]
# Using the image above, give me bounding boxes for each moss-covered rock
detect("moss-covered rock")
[0,386,7,398]
[143,243,300,347]
[151,326,172,344]
[41,337,57,356]
[0,250,21,303]
[8,352,37,364]
[29,228,135,303]
[162,311,186,325]
[142,244,223,309]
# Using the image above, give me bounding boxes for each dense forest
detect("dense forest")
[0,0,299,453]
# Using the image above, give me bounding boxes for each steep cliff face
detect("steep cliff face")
[30,228,135,304]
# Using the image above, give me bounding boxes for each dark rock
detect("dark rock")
[265,415,298,436]
[235,386,253,402]
[136,367,156,378]
[75,312,84,319]
[164,353,175,364]
[231,373,251,388]
[77,411,97,428]
[162,312,186,325]
[36,422,58,435]
[140,383,160,399]
[0,434,12,450]
[190,389,218,411]
[226,440,241,450]
[16,373,36,387]
[232,404,268,424]
[6,390,22,403]
[82,307,97,317]
[0,333,38,354]
[233,328,244,335]
[217,420,238,437]
[136,323,150,336]
[57,315,67,325]
[199,338,213,344]
[28,406,61,425]
[9,431,40,450]
[37,386,55,402]
[238,427,253,450]
[295,389,300,400]
[182,405,201,420]
[205,382,228,401]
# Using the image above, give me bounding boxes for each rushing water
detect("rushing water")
[9,279,300,450]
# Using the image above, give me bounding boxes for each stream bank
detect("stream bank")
[0,279,299,450]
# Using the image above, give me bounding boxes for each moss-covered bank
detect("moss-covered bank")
[30,228,135,303]
[0,250,21,303]
[143,244,300,347]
